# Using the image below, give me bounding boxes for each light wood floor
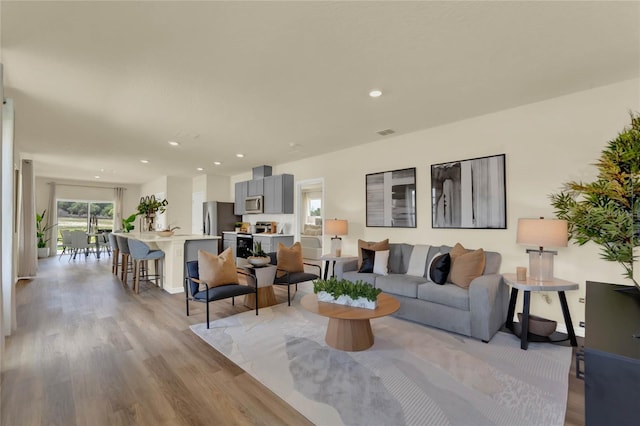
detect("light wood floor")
[2,255,585,425]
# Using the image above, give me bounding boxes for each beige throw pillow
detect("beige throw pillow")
[197,248,239,291]
[357,239,390,269]
[449,248,486,288]
[277,242,304,277]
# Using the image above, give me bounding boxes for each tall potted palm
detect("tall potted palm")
[550,113,640,291]
[36,209,55,258]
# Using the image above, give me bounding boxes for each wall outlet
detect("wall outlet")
[579,321,585,328]
[579,297,585,303]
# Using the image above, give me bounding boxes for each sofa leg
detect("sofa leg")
[482,340,489,343]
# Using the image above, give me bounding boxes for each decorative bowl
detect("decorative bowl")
[517,313,557,337]
[157,230,174,237]
[248,256,270,267]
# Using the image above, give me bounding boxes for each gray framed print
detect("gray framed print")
[366,167,416,228]
[431,154,506,229]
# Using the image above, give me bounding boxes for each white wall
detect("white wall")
[231,79,640,330]
[166,176,191,231]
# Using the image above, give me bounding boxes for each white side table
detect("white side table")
[242,264,277,309]
[503,273,579,350]
[320,254,357,280]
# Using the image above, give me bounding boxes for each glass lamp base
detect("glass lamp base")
[527,250,556,281]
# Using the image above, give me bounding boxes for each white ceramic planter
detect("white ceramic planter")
[316,291,377,309]
[37,247,49,258]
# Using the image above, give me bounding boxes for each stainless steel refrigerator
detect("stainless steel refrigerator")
[202,201,240,252]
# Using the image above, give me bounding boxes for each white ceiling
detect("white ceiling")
[2,1,639,184]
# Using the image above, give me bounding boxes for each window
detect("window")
[56,199,113,251]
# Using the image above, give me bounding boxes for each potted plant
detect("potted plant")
[248,241,270,266]
[550,113,640,292]
[136,195,168,231]
[234,222,243,232]
[121,213,137,233]
[312,277,382,309]
[36,209,55,258]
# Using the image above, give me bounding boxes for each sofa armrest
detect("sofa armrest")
[469,274,509,342]
[334,259,358,280]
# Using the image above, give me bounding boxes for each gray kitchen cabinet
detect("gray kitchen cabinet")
[263,174,294,214]
[253,235,294,254]
[247,179,264,196]
[234,181,248,215]
[222,232,237,257]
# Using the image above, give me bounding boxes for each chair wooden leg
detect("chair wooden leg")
[122,254,129,287]
[133,260,140,294]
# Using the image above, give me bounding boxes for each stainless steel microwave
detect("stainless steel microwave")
[245,196,263,214]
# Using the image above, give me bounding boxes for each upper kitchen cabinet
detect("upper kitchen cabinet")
[264,174,294,214]
[247,179,264,196]
[234,181,248,215]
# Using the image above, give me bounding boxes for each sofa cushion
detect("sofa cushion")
[429,253,451,284]
[418,282,470,311]
[357,239,389,268]
[376,274,427,298]
[389,243,414,274]
[406,244,431,276]
[343,271,377,286]
[450,248,485,288]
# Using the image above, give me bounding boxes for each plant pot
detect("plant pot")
[37,247,49,258]
[248,256,270,267]
[316,291,377,310]
[517,313,557,337]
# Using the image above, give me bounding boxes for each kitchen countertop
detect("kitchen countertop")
[116,232,220,242]
[222,231,294,238]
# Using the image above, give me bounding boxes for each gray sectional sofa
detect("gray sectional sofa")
[334,243,509,342]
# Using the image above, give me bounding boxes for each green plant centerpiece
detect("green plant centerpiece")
[313,277,382,309]
[550,113,640,291]
[136,195,168,232]
[36,209,55,257]
[121,213,137,233]
[248,241,270,266]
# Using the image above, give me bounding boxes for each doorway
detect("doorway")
[296,178,324,261]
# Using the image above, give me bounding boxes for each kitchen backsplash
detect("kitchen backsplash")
[242,213,295,234]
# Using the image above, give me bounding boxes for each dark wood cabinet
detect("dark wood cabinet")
[585,281,640,426]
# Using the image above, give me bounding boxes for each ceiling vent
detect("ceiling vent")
[377,129,395,136]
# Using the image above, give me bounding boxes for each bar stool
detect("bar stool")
[128,239,165,294]
[115,235,133,287]
[108,233,120,275]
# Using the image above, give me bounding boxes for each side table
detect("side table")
[320,254,358,280]
[503,273,579,350]
[242,264,277,309]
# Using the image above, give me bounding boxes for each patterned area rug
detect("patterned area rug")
[191,283,571,426]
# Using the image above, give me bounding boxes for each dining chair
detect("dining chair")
[69,230,92,261]
[58,230,72,259]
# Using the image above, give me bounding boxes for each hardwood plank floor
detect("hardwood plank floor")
[2,255,585,425]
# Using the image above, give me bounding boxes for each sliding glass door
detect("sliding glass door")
[56,199,113,252]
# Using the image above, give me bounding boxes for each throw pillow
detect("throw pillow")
[447,242,470,282]
[406,244,431,277]
[357,239,390,268]
[276,242,304,277]
[359,248,376,273]
[197,248,239,291]
[429,253,451,285]
[426,251,442,281]
[373,249,390,276]
[449,248,486,288]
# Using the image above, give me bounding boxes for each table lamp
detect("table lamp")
[516,217,568,281]
[325,219,348,257]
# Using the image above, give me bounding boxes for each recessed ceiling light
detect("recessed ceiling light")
[99,168,105,172]
[168,141,180,146]
[94,175,101,179]
[369,89,382,98]
[236,153,244,158]
[213,161,222,166]
[196,167,204,171]
[140,159,149,164]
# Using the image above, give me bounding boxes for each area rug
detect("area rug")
[191,283,571,426]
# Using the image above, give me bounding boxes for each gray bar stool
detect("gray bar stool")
[108,233,120,275]
[128,239,165,294]
[115,235,133,287]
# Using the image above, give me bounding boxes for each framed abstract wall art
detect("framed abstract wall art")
[366,167,416,228]
[431,154,506,229]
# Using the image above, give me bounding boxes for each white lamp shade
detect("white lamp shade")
[325,219,348,236]
[516,218,568,248]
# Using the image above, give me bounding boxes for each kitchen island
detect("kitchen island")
[117,232,220,294]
